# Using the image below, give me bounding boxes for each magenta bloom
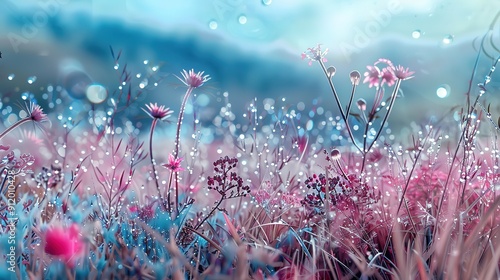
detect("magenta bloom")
[177,69,210,88]
[302,44,328,66]
[28,103,47,122]
[44,224,83,267]
[394,65,415,80]
[143,103,173,120]
[380,67,396,87]
[363,65,381,88]
[163,154,184,172]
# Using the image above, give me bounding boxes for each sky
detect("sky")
[0,0,500,131]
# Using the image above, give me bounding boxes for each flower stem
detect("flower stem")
[195,196,224,230]
[0,118,31,142]
[367,79,401,153]
[318,60,363,153]
[174,86,193,214]
[149,118,165,210]
[166,171,173,213]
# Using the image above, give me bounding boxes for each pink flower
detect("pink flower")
[162,154,184,172]
[380,67,396,87]
[143,103,173,120]
[28,103,47,122]
[176,69,210,88]
[302,44,328,66]
[363,65,381,88]
[363,59,401,88]
[394,65,415,80]
[44,224,83,267]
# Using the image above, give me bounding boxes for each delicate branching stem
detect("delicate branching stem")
[318,60,363,153]
[195,196,224,230]
[361,79,402,173]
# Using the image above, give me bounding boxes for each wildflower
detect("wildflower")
[28,103,47,122]
[363,65,381,88]
[176,69,210,88]
[380,67,396,87]
[302,44,328,66]
[44,224,83,267]
[0,102,48,142]
[143,103,173,121]
[163,154,184,172]
[394,65,415,80]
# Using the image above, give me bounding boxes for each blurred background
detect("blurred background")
[0,0,500,135]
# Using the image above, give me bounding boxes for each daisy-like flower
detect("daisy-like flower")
[380,67,396,87]
[143,103,173,121]
[163,154,184,172]
[0,102,48,142]
[176,69,210,88]
[363,65,381,88]
[28,103,47,122]
[302,44,328,66]
[394,65,415,80]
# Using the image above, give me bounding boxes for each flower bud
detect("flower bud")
[327,66,336,78]
[350,70,361,85]
[330,148,341,161]
[356,98,367,111]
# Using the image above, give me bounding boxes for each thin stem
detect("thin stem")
[174,87,193,158]
[367,79,401,153]
[318,60,363,153]
[0,118,31,142]
[195,196,224,230]
[166,171,173,213]
[174,86,194,214]
[345,84,357,119]
[149,118,165,210]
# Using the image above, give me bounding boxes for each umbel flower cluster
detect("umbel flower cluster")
[0,40,500,280]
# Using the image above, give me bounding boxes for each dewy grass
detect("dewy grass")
[2,27,500,279]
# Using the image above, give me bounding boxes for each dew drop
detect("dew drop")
[412,30,421,39]
[238,15,247,25]
[209,20,218,30]
[27,76,37,84]
[262,0,272,5]
[114,63,119,70]
[7,74,15,81]
[442,34,453,45]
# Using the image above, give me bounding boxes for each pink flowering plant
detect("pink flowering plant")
[1,31,500,280]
